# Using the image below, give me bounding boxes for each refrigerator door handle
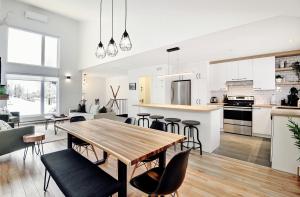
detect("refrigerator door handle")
[171,86,174,103]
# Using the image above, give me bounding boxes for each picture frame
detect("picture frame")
[129,83,136,90]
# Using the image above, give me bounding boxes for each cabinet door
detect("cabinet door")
[238,59,253,80]
[253,57,275,90]
[210,63,227,91]
[226,61,239,81]
[252,108,272,137]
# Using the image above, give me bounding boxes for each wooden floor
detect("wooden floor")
[1,140,300,197]
[214,132,271,167]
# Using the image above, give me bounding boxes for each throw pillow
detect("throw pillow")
[99,106,107,113]
[89,104,100,115]
[0,120,12,131]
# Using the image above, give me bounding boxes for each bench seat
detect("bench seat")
[41,149,121,197]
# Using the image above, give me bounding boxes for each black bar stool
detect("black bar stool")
[181,120,202,155]
[149,115,164,122]
[165,118,181,134]
[137,113,150,128]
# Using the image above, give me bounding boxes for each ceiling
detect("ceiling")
[84,16,300,77]
[15,0,300,77]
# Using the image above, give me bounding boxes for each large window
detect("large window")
[7,27,59,68]
[7,75,59,116]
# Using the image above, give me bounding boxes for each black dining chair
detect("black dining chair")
[70,116,98,160]
[125,117,136,125]
[130,120,167,179]
[130,148,191,197]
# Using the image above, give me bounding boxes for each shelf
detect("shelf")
[0,94,9,100]
[276,81,300,86]
[275,67,293,72]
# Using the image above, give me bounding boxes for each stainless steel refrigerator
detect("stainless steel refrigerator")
[171,80,191,105]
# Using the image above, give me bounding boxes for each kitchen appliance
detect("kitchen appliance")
[223,96,254,136]
[210,97,218,103]
[171,80,191,105]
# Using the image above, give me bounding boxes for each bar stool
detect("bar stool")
[181,120,202,155]
[137,113,150,127]
[149,115,164,122]
[165,118,181,134]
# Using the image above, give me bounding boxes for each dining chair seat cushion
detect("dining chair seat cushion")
[130,167,164,194]
[41,149,121,197]
[164,118,181,123]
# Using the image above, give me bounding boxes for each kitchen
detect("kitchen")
[132,49,300,175]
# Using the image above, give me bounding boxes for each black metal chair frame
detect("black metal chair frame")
[181,125,202,155]
[166,122,180,134]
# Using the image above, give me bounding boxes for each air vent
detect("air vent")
[25,11,48,23]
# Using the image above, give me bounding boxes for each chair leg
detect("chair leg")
[175,190,179,197]
[23,147,28,160]
[91,145,99,160]
[195,127,202,155]
[130,163,138,179]
[43,169,51,192]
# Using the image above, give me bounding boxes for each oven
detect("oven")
[223,96,254,136]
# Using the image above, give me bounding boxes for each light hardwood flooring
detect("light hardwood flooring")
[1,140,300,197]
[214,132,271,167]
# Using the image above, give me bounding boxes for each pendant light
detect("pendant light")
[95,0,106,59]
[106,0,118,57]
[119,0,132,51]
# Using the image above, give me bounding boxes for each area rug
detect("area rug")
[32,123,67,143]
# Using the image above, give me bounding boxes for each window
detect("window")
[6,75,59,116]
[7,27,59,68]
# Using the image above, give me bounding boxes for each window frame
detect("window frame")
[6,26,61,68]
[6,74,60,117]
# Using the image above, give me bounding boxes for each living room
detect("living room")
[1,0,300,197]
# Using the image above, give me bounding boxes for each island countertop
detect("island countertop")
[134,104,221,112]
[271,106,300,118]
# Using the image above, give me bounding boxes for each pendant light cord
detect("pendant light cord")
[112,0,114,38]
[125,0,127,30]
[99,0,103,41]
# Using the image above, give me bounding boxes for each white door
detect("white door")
[253,57,275,90]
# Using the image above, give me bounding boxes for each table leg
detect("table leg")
[118,160,127,197]
[67,133,72,149]
[45,119,48,130]
[159,150,166,169]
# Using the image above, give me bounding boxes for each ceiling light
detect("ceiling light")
[106,0,118,57]
[119,0,132,51]
[95,0,106,59]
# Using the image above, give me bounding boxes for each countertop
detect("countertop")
[271,106,300,118]
[134,104,221,112]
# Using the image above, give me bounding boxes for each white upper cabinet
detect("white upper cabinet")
[238,59,253,81]
[209,63,227,91]
[253,57,275,90]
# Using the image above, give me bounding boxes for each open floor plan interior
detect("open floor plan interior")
[1,0,300,196]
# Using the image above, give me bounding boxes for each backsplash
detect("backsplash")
[211,55,300,105]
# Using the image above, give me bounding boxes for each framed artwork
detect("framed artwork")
[129,83,136,90]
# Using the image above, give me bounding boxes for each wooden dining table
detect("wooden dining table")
[56,118,185,197]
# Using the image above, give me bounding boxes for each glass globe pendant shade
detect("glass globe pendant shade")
[95,41,106,59]
[106,38,118,57]
[119,30,132,51]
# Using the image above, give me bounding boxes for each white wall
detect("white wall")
[82,75,106,108]
[0,0,81,115]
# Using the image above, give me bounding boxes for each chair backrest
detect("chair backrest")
[154,148,191,195]
[0,114,10,122]
[125,117,135,125]
[150,121,167,131]
[70,116,86,123]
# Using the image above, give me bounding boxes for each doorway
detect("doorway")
[138,76,151,104]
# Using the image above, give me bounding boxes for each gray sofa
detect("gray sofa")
[0,126,35,156]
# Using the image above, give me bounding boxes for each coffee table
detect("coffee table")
[45,116,70,135]
[23,133,45,160]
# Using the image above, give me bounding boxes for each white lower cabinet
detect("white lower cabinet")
[252,107,272,137]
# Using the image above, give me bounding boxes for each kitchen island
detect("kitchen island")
[133,104,222,153]
[271,107,300,174]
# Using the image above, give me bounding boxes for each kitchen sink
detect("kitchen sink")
[276,106,300,110]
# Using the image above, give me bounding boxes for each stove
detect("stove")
[223,96,254,136]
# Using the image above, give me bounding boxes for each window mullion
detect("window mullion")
[41,81,45,115]
[41,35,45,66]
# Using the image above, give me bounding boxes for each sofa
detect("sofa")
[0,126,35,156]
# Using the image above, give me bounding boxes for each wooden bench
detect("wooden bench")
[41,149,121,197]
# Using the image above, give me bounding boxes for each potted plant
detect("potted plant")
[287,119,300,179]
[292,61,300,81]
[275,75,283,83]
